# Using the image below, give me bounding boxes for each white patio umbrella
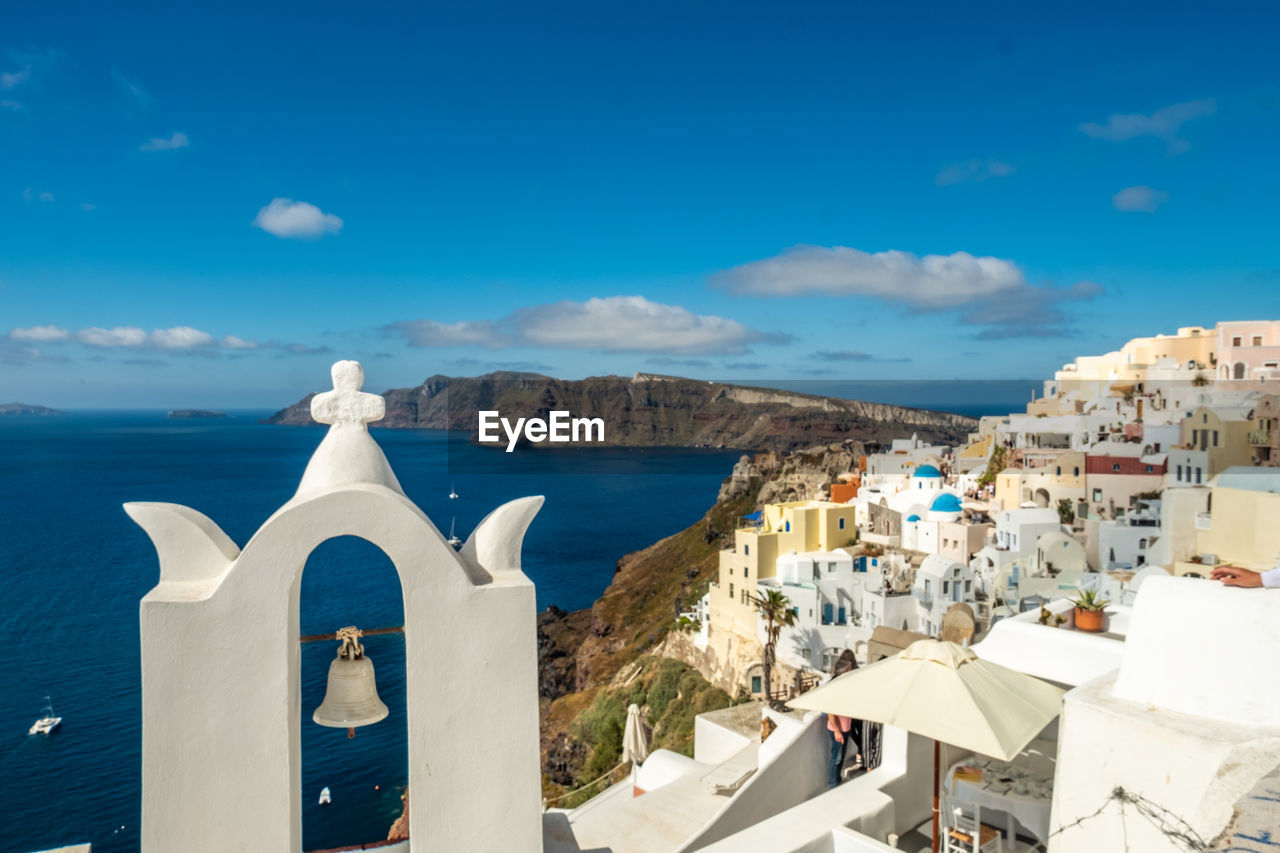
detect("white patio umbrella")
[790,639,1064,852]
[621,703,649,765]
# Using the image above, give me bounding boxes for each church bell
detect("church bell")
[313,626,389,736]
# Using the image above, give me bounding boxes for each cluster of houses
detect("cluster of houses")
[685,319,1280,697]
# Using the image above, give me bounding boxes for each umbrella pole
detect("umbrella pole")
[932,739,940,853]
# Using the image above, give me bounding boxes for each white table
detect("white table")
[945,758,1053,845]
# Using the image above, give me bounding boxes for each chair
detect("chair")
[942,796,1003,853]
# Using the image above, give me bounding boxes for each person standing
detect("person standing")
[825,650,862,788]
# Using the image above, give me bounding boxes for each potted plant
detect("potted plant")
[1070,588,1110,633]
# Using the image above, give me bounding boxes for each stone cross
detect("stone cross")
[311,360,384,428]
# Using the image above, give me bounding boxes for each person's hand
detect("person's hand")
[1210,566,1263,588]
[833,730,844,744]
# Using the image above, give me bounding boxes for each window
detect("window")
[1093,488,1103,502]
[1145,465,1153,473]
[828,561,836,573]
[1113,463,1121,472]
[1233,336,1242,346]
[1191,429,1198,445]
[1203,413,1208,423]
[1213,431,1219,447]
[744,567,749,578]
[1177,464,1183,481]
[1254,335,1264,347]
[965,579,972,593]
[943,580,950,595]
[785,521,791,532]
[744,544,749,556]
[1074,466,1080,477]
[729,583,734,598]
[792,606,799,617]
[838,517,846,530]
[1139,538,1148,550]
[1195,468,1202,484]
[1056,466,1062,476]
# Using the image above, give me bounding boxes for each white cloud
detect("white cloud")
[713,246,1026,306]
[388,296,784,356]
[148,326,216,349]
[936,158,1016,186]
[140,131,189,152]
[393,319,502,348]
[10,325,69,342]
[22,187,55,203]
[1113,185,1170,213]
[221,335,258,349]
[0,67,29,89]
[252,198,344,239]
[76,326,149,348]
[1080,99,1216,153]
[712,245,1101,336]
[112,68,152,107]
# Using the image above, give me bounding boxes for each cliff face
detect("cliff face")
[264,372,976,453]
[536,441,863,789]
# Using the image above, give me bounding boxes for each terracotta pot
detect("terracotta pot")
[1074,607,1105,633]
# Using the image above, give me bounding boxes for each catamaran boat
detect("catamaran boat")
[318,786,331,805]
[447,517,462,548]
[29,696,61,735]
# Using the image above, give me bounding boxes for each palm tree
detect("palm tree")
[752,588,796,707]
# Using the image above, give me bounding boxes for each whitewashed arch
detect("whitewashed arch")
[128,361,544,853]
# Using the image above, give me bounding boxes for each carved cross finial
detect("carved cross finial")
[311,360,384,427]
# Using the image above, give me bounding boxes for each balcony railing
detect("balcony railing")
[1250,428,1273,446]
[1195,511,1212,531]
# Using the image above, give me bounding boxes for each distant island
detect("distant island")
[264,371,976,453]
[167,409,228,419]
[0,402,65,416]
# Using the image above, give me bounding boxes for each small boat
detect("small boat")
[318,786,331,805]
[447,517,462,548]
[449,483,459,500]
[29,696,61,735]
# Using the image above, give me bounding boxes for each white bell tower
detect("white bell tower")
[128,360,545,852]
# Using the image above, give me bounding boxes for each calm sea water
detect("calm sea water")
[0,412,737,853]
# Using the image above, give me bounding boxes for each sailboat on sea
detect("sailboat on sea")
[447,517,462,548]
[318,786,331,805]
[29,696,61,735]
[449,482,459,500]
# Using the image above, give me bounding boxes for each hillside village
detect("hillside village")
[662,320,1280,701]
[537,319,1280,853]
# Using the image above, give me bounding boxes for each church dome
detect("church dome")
[906,514,921,522]
[930,493,963,513]
[913,464,942,478]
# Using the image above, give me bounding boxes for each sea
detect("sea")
[0,384,1033,852]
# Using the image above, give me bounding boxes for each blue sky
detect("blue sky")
[2,0,1278,407]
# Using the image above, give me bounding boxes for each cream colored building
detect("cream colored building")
[993,450,1086,517]
[1171,467,1280,578]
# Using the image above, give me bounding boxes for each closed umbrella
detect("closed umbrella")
[621,703,649,765]
[790,639,1064,852]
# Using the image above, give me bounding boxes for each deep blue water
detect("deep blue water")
[0,412,738,853]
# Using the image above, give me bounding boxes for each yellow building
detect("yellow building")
[706,500,860,687]
[1054,326,1214,384]
[1172,468,1280,578]
[994,451,1086,515]
[1178,405,1256,474]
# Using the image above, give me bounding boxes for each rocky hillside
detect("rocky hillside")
[537,441,857,791]
[264,372,975,453]
[0,402,64,416]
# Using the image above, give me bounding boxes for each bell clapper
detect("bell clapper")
[348,727,355,739]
